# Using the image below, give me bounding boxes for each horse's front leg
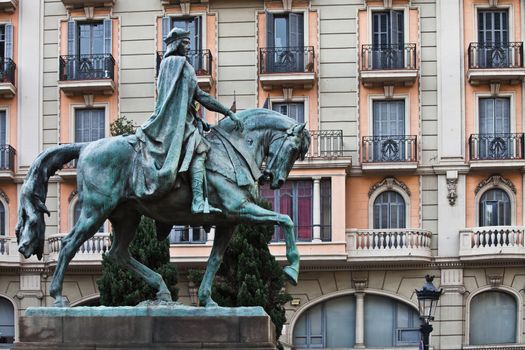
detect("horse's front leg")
[198,226,235,307]
[238,202,299,285]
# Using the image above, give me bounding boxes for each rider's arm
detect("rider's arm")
[194,88,230,115]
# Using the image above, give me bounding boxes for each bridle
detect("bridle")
[264,129,295,175]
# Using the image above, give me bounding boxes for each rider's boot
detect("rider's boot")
[191,153,222,214]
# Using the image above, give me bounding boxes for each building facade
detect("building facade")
[0,0,523,349]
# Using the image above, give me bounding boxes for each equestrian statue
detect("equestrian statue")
[15,27,311,307]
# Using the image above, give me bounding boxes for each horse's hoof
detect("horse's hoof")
[156,292,172,302]
[53,297,70,308]
[283,266,298,286]
[199,298,218,307]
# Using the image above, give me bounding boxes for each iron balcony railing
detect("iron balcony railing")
[306,130,350,158]
[361,43,417,70]
[259,46,315,74]
[0,145,15,171]
[156,49,213,77]
[469,133,524,160]
[362,135,417,163]
[0,58,15,85]
[468,42,524,69]
[59,54,115,81]
[272,225,332,243]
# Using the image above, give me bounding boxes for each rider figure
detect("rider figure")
[133,27,243,213]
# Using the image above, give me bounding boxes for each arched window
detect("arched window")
[0,297,14,345]
[373,191,406,229]
[73,201,104,233]
[293,295,356,348]
[364,295,421,347]
[479,188,511,226]
[470,291,517,345]
[0,201,5,236]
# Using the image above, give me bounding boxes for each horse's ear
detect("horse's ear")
[292,123,306,135]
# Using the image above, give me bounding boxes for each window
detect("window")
[373,191,406,229]
[372,100,407,162]
[0,201,5,236]
[364,295,421,347]
[0,298,14,345]
[372,10,404,69]
[478,97,511,159]
[75,109,105,143]
[294,295,356,348]
[169,226,207,244]
[478,10,509,68]
[0,111,9,170]
[260,179,332,242]
[265,12,304,72]
[74,201,104,233]
[0,24,13,60]
[272,102,305,123]
[479,188,511,226]
[470,291,517,345]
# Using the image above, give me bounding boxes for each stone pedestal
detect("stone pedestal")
[15,305,277,350]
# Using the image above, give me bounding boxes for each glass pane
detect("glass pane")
[364,294,395,347]
[325,296,356,347]
[0,298,14,343]
[470,291,517,345]
[479,189,511,226]
[274,17,288,48]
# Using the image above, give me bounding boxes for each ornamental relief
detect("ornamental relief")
[474,174,516,195]
[368,177,411,198]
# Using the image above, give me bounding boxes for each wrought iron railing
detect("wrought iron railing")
[361,43,417,70]
[0,145,15,171]
[306,130,350,158]
[362,135,417,163]
[156,49,213,77]
[169,226,207,244]
[469,133,524,160]
[272,225,331,243]
[59,54,115,81]
[259,46,315,74]
[468,42,524,69]
[0,58,15,85]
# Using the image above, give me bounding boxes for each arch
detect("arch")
[475,176,516,226]
[464,285,522,345]
[70,294,100,307]
[286,288,419,347]
[0,294,18,343]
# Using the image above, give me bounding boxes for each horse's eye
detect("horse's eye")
[247,139,253,146]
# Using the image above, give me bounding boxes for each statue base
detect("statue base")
[15,305,277,350]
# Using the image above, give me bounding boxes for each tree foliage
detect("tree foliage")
[211,199,292,339]
[97,217,179,306]
[110,115,135,136]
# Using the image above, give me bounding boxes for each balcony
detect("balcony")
[0,0,17,12]
[295,129,352,169]
[459,226,525,261]
[60,0,115,9]
[47,233,110,265]
[469,133,525,169]
[347,228,432,263]
[0,58,16,98]
[156,50,213,91]
[468,42,525,84]
[360,44,418,87]
[361,135,417,171]
[259,46,316,90]
[0,236,20,266]
[0,145,15,179]
[58,54,116,96]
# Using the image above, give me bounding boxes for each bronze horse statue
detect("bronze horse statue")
[15,108,311,307]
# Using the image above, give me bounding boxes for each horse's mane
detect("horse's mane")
[217,108,298,131]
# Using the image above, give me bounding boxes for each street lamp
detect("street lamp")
[415,275,442,350]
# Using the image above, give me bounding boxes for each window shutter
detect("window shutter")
[68,20,77,55]
[162,16,172,51]
[5,24,12,59]
[195,16,202,51]
[266,12,274,47]
[391,10,404,46]
[0,111,6,145]
[288,13,304,48]
[103,19,112,56]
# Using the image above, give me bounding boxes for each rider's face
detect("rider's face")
[177,38,191,56]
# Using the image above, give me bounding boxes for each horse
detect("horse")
[15,108,311,307]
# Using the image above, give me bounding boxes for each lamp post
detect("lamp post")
[415,275,442,350]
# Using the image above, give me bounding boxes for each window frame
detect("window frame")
[69,104,109,143]
[161,13,207,52]
[475,183,516,227]
[372,190,407,229]
[473,3,514,43]
[368,94,410,137]
[367,5,409,47]
[474,92,515,134]
[264,9,309,48]
[368,186,411,229]
[270,96,310,126]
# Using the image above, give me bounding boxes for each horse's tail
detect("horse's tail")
[16,143,86,259]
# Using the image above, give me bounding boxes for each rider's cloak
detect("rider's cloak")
[129,55,203,199]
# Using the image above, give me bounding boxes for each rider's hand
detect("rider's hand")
[201,119,211,132]
[227,111,244,132]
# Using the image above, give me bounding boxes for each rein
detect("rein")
[265,133,289,173]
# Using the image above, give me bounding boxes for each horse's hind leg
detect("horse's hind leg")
[198,226,235,307]
[49,203,108,307]
[108,211,172,303]
[237,202,300,285]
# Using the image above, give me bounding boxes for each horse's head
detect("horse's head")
[265,123,311,189]
[16,189,48,260]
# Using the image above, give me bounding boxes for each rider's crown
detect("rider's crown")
[164,27,191,45]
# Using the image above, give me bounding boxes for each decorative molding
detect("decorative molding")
[283,88,293,101]
[0,190,9,204]
[488,0,498,8]
[446,173,458,206]
[84,6,94,20]
[83,94,94,107]
[383,0,393,9]
[487,273,503,288]
[384,85,394,99]
[368,177,411,198]
[352,277,368,291]
[281,0,292,11]
[490,82,500,97]
[68,190,78,203]
[441,269,463,286]
[180,1,191,16]
[475,174,516,194]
